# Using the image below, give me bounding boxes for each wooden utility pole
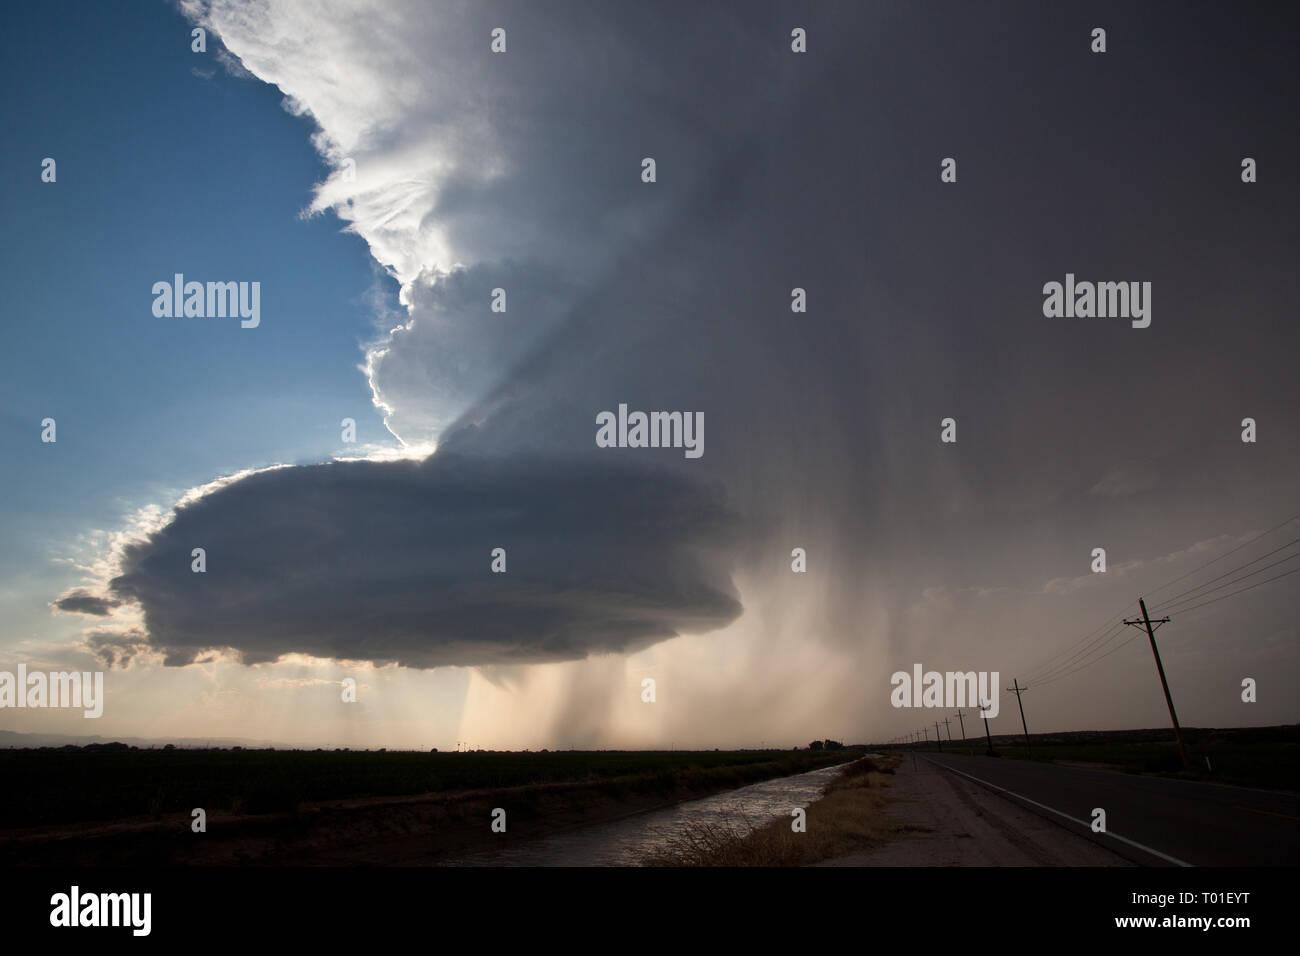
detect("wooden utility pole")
[934,721,944,751]
[1124,597,1189,769]
[981,703,995,755]
[1008,679,1031,754]
[942,717,953,742]
[954,710,972,756]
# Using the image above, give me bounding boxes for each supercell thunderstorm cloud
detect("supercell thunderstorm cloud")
[9,0,1298,753]
[3,0,1300,907]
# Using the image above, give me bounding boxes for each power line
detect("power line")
[1026,563,1300,691]
[1025,624,1131,688]
[1163,564,1300,617]
[1150,536,1300,609]
[1154,549,1300,615]
[1143,512,1300,599]
[1018,511,1300,686]
[1020,612,1131,684]
[1024,634,1128,686]
[1025,571,1214,687]
[1029,632,1143,689]
[945,513,1300,751]
[1022,620,1128,686]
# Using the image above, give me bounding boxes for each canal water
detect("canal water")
[444,759,857,866]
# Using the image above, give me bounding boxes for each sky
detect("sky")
[1,0,1297,750]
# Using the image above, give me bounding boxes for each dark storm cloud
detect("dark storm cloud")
[53,590,121,616]
[144,1,1299,734]
[106,454,742,667]
[423,0,1300,668]
[83,628,151,668]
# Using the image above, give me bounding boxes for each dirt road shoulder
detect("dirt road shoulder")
[816,754,1130,866]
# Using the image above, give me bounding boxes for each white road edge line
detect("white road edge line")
[921,755,1193,868]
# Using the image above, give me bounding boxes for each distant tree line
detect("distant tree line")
[806,740,844,751]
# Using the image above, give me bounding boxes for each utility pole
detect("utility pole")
[922,727,928,747]
[1125,597,1189,769]
[934,721,944,752]
[980,702,995,756]
[942,717,953,742]
[1008,679,1031,755]
[954,710,972,756]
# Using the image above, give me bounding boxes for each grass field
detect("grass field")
[879,725,1300,791]
[0,747,855,830]
[1000,741,1300,790]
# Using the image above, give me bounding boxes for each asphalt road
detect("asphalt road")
[921,752,1300,866]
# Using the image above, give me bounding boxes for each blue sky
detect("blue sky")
[1,1,393,647]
